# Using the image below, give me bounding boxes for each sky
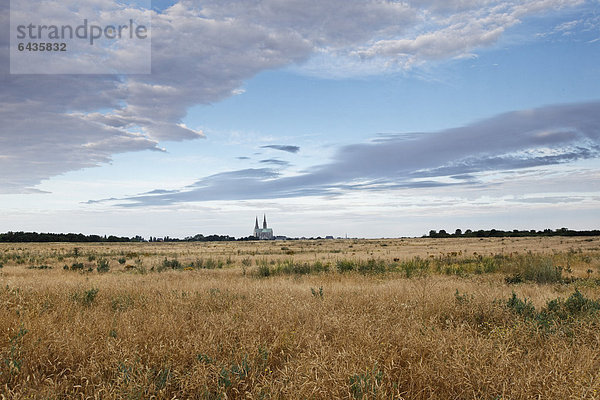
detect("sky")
[1,0,599,238]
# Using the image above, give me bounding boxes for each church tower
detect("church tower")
[253,214,274,239]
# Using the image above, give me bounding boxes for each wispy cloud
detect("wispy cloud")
[94,101,600,206]
[260,159,291,167]
[261,145,300,153]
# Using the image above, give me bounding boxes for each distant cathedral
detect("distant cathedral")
[254,215,274,240]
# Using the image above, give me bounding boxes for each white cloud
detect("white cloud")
[353,0,584,68]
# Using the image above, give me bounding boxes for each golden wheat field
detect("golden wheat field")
[2,236,600,399]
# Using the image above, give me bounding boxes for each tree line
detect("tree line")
[425,228,600,238]
[0,231,241,243]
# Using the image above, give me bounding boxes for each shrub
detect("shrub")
[505,290,600,330]
[82,288,99,306]
[257,264,271,277]
[241,257,252,267]
[506,292,536,319]
[71,262,84,271]
[117,257,126,264]
[522,256,562,284]
[399,257,429,278]
[481,256,499,273]
[161,258,182,270]
[337,260,355,273]
[357,259,387,274]
[543,289,600,320]
[96,258,110,273]
[28,265,52,270]
[111,294,134,311]
[72,288,99,307]
[311,287,324,298]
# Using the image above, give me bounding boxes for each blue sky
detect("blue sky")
[1,0,599,238]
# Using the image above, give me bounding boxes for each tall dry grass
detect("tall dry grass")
[1,237,600,398]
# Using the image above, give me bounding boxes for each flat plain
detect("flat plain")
[2,236,600,399]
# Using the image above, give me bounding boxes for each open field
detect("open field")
[2,236,600,399]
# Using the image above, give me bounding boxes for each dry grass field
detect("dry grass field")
[2,236,600,399]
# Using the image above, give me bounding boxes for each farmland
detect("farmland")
[2,236,600,399]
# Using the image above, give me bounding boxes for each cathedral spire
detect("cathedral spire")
[255,216,259,230]
[263,214,267,229]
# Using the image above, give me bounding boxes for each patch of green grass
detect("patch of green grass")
[349,366,383,399]
[399,257,429,277]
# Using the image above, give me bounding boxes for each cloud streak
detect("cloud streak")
[261,145,300,153]
[260,159,291,167]
[101,101,600,206]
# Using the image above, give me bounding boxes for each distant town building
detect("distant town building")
[253,215,274,240]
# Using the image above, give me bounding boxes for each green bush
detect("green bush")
[71,262,84,271]
[257,264,271,277]
[336,260,355,273]
[277,260,329,275]
[522,256,562,284]
[311,287,324,298]
[28,265,52,270]
[506,292,536,319]
[399,257,429,278]
[241,257,252,267]
[201,258,223,269]
[161,258,182,270]
[544,289,600,320]
[96,258,110,273]
[72,288,99,307]
[357,259,387,274]
[506,290,600,330]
